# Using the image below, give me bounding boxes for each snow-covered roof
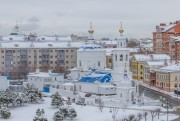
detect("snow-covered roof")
[134,54,171,61]
[95,40,117,45]
[146,61,164,67]
[0,41,85,48]
[28,72,63,78]
[161,24,176,32]
[2,35,26,41]
[159,64,180,72]
[169,36,180,42]
[36,36,72,41]
[104,48,138,56]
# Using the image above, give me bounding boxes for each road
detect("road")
[139,85,180,121]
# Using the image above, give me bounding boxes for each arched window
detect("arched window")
[125,55,128,61]
[120,54,123,61]
[115,55,117,61]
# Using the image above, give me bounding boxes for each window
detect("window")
[1,50,4,53]
[79,61,81,67]
[125,55,128,61]
[39,61,42,64]
[66,61,68,64]
[120,54,123,61]
[115,55,117,61]
[29,61,31,64]
[98,61,100,67]
[66,50,68,52]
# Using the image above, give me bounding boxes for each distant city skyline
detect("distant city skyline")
[0,0,179,39]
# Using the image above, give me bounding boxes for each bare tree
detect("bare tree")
[137,113,143,121]
[98,97,104,112]
[155,108,161,119]
[143,112,148,121]
[150,110,157,121]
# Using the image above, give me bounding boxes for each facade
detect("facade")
[153,21,180,55]
[168,36,180,60]
[77,46,106,70]
[0,41,86,78]
[27,69,64,91]
[144,61,165,85]
[130,54,171,81]
[155,63,180,92]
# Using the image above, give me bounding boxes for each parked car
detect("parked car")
[76,101,86,106]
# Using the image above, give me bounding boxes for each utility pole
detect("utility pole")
[166,98,169,121]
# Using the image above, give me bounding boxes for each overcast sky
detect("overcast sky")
[0,0,179,39]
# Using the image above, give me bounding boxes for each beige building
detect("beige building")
[0,41,85,78]
[156,64,180,92]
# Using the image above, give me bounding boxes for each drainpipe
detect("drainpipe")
[168,72,170,92]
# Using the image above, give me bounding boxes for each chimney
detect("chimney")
[160,23,166,26]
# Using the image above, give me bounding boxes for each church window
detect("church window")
[79,61,81,67]
[115,55,117,61]
[120,55,123,61]
[98,61,100,67]
[125,55,128,61]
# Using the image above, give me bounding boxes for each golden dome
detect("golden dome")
[119,29,124,33]
[88,21,94,34]
[119,22,124,34]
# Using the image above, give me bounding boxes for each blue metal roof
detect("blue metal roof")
[79,73,112,83]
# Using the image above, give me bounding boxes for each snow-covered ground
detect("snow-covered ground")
[2,97,179,121]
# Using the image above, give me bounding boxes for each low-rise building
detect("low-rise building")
[27,69,64,92]
[156,63,180,92]
[130,54,171,81]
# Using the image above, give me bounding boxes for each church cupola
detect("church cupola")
[119,22,124,36]
[88,21,94,40]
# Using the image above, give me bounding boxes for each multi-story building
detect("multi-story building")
[156,63,180,92]
[144,61,165,85]
[0,41,85,78]
[153,21,180,55]
[130,54,170,81]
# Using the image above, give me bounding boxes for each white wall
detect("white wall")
[116,38,127,48]
[0,76,9,90]
[77,50,106,70]
[112,50,129,72]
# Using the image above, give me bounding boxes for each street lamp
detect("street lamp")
[109,107,119,121]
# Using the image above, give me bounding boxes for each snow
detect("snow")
[0,41,85,48]
[28,72,63,78]
[134,54,170,61]
[160,64,180,72]
[3,97,179,121]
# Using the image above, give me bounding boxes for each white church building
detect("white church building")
[68,45,139,105]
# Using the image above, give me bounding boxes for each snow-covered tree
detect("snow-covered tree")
[0,107,11,119]
[143,112,148,121]
[68,108,77,120]
[23,84,44,103]
[33,108,48,121]
[51,92,64,108]
[53,111,64,121]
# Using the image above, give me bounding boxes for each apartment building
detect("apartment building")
[0,41,84,78]
[156,63,180,92]
[153,21,180,55]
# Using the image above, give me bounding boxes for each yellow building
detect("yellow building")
[156,64,180,92]
[130,54,170,81]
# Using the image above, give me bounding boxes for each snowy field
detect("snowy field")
[2,97,179,121]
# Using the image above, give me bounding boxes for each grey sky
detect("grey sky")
[0,0,179,39]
